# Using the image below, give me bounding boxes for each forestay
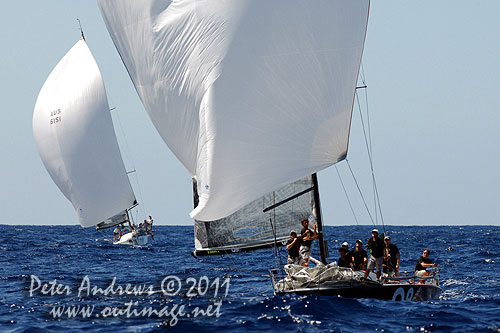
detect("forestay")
[33,39,136,228]
[98,0,369,221]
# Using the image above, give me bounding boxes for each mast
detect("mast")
[312,173,328,264]
[77,19,85,40]
[192,178,199,208]
[125,209,132,229]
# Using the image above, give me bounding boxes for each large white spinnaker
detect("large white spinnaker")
[33,39,136,228]
[98,0,369,222]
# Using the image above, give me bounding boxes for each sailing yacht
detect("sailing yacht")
[97,0,440,299]
[33,37,152,246]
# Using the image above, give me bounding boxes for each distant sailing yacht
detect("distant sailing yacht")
[33,37,152,246]
[98,0,440,299]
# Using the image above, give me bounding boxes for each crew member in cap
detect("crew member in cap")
[364,228,385,280]
[341,241,354,268]
[351,239,367,271]
[286,230,301,265]
[383,235,401,277]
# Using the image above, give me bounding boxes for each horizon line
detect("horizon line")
[1,224,499,227]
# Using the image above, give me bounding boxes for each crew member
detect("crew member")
[299,218,318,267]
[364,229,385,280]
[383,235,401,277]
[286,231,301,265]
[338,247,351,268]
[415,248,437,280]
[352,239,368,271]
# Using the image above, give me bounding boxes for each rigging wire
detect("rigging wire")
[354,93,374,181]
[110,105,147,218]
[354,71,387,233]
[268,191,285,281]
[335,165,359,225]
[355,90,377,225]
[360,62,367,86]
[358,72,377,221]
[269,213,285,281]
[345,159,376,226]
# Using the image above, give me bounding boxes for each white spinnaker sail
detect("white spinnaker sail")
[33,39,136,228]
[98,0,369,221]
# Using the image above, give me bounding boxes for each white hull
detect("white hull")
[113,231,153,246]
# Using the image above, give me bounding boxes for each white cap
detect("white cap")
[342,242,349,247]
[372,228,379,234]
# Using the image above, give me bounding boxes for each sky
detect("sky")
[1,1,499,227]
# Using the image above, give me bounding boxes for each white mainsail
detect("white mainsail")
[33,39,136,228]
[98,0,369,222]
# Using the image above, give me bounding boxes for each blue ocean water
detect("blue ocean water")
[1,225,499,332]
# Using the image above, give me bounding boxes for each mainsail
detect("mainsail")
[33,39,136,228]
[193,175,317,255]
[98,0,370,223]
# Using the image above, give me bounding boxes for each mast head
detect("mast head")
[77,18,85,41]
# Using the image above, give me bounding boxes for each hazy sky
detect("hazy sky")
[2,1,499,227]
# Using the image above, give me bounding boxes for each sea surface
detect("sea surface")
[1,225,499,332]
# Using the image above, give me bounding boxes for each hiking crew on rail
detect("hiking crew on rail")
[287,219,438,282]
